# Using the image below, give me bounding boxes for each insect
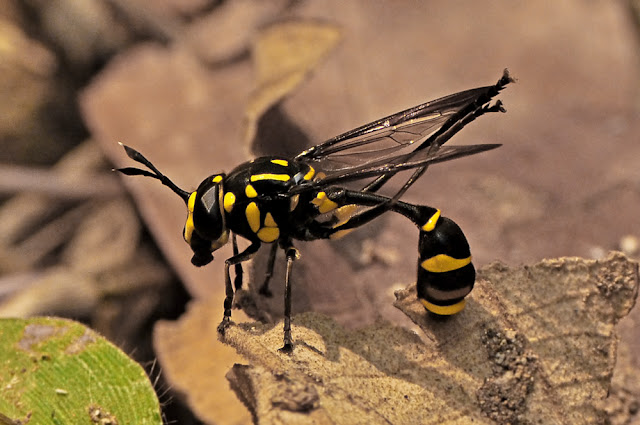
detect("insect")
[118,70,513,351]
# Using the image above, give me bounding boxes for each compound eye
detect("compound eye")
[192,181,224,241]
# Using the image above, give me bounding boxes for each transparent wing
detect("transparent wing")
[294,70,512,172]
[287,143,500,195]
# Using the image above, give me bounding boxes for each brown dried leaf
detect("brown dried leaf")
[154,299,252,425]
[0,17,56,137]
[220,253,638,424]
[394,252,639,424]
[243,20,341,146]
[62,198,140,273]
[181,0,291,64]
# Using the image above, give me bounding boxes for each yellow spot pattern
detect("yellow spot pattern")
[245,202,261,233]
[421,209,441,232]
[421,254,471,273]
[184,214,194,243]
[332,204,357,228]
[245,184,257,198]
[258,212,279,242]
[303,166,315,181]
[311,191,338,214]
[264,212,277,227]
[188,191,197,212]
[329,228,355,240]
[420,299,466,315]
[250,173,290,182]
[212,175,223,183]
[223,192,235,213]
[289,194,300,211]
[257,227,279,243]
[184,191,198,243]
[271,159,289,166]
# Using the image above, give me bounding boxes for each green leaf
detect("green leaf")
[0,317,162,425]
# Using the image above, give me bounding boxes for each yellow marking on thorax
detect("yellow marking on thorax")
[421,299,466,315]
[250,173,290,182]
[257,212,279,242]
[421,254,471,273]
[245,202,261,233]
[289,194,300,211]
[223,192,236,213]
[303,166,315,181]
[311,191,338,214]
[271,159,289,167]
[264,212,277,227]
[245,184,257,198]
[421,209,441,232]
[212,175,223,183]
[257,227,279,242]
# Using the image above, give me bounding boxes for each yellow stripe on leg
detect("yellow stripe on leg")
[420,298,466,315]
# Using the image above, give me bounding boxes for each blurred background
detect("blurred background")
[0,1,638,424]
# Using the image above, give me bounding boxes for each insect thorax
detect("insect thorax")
[220,157,316,243]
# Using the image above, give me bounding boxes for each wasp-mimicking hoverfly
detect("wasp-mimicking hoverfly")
[118,69,513,351]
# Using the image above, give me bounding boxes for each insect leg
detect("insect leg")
[258,242,278,297]
[278,239,300,353]
[310,188,408,235]
[232,234,243,291]
[311,188,474,314]
[217,240,261,334]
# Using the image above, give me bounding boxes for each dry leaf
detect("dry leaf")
[220,253,638,424]
[154,299,252,425]
[181,0,291,64]
[243,20,341,147]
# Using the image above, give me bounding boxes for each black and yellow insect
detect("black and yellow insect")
[118,70,513,351]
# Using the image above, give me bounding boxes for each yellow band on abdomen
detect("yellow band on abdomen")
[420,299,466,315]
[421,254,471,273]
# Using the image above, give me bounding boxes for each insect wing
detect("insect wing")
[288,143,500,195]
[294,85,500,171]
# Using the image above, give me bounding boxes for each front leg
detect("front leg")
[217,240,261,334]
[232,234,243,291]
[279,238,300,353]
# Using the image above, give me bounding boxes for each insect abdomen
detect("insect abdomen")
[417,212,475,315]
